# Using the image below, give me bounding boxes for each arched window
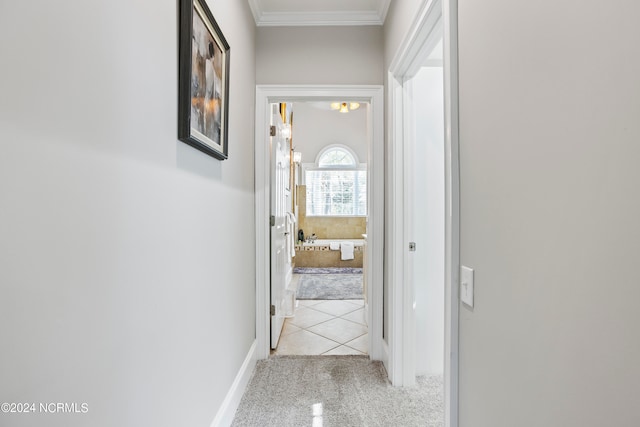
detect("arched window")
[318,147,357,167]
[304,145,367,216]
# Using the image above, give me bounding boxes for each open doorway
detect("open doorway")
[254,85,385,365]
[409,40,446,378]
[388,0,459,425]
[271,101,370,356]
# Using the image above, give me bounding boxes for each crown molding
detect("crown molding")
[251,10,385,27]
[248,0,263,24]
[378,0,391,23]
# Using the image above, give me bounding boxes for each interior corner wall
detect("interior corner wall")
[457,1,640,426]
[256,26,384,85]
[0,1,256,426]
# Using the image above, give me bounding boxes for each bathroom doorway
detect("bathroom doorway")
[254,85,385,364]
[271,101,370,356]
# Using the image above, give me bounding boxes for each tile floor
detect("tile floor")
[272,275,368,356]
[273,299,368,356]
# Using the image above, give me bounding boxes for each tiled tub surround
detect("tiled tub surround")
[297,185,366,239]
[298,216,366,240]
[294,240,364,268]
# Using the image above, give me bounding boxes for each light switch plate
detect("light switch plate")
[460,266,474,307]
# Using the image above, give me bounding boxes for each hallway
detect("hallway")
[3,1,640,426]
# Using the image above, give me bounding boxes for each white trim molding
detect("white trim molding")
[378,0,392,23]
[209,341,257,427]
[255,11,384,27]
[442,1,460,425]
[254,85,385,365]
[387,0,459,426]
[248,1,391,27]
[247,0,263,25]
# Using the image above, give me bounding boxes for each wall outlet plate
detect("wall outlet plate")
[460,266,474,307]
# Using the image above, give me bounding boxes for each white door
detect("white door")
[397,34,446,385]
[409,64,445,376]
[270,105,290,349]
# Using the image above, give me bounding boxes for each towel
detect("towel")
[329,241,340,251]
[340,242,355,260]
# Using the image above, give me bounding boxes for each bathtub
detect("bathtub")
[301,239,365,248]
[294,239,365,268]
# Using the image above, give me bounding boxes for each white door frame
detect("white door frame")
[388,0,459,425]
[254,85,385,362]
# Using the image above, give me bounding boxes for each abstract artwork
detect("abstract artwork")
[179,0,230,160]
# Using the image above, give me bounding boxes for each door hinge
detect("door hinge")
[409,242,416,251]
[270,125,276,136]
[270,304,276,316]
[270,215,275,226]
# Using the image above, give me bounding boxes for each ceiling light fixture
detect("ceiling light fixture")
[330,101,361,113]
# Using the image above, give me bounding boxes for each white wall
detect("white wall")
[0,1,256,426]
[412,66,445,376]
[292,103,368,164]
[385,0,640,425]
[456,1,640,426]
[256,26,383,84]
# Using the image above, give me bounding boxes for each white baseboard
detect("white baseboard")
[381,340,390,381]
[210,340,257,427]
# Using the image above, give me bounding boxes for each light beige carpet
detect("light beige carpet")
[232,355,443,427]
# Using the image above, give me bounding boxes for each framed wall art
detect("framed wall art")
[178,0,230,160]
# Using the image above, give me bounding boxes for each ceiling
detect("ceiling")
[248,0,391,27]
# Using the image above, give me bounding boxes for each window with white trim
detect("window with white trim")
[304,146,367,216]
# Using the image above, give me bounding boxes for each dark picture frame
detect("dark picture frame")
[178,0,230,160]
